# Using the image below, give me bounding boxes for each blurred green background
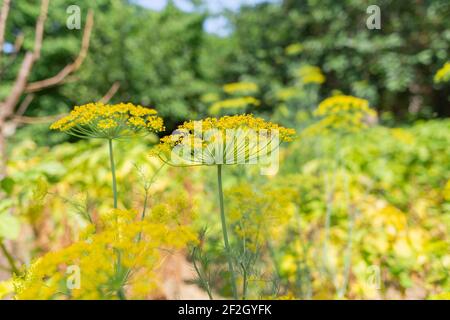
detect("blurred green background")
[0,0,449,300]
[3,0,449,146]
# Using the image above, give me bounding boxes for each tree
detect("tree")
[0,0,94,177]
[215,0,450,119]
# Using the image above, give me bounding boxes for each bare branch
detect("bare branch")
[32,0,49,60]
[25,9,94,93]
[0,52,34,118]
[12,114,64,124]
[14,32,24,52]
[0,0,49,119]
[13,81,119,126]
[100,82,121,103]
[0,0,11,57]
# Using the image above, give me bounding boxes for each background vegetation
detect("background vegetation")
[0,0,449,299]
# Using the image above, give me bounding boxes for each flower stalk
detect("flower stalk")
[217,164,238,299]
[0,241,19,275]
[108,139,126,300]
[108,139,118,209]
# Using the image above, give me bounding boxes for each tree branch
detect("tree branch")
[0,52,34,119]
[25,9,94,93]
[100,81,120,103]
[15,94,35,117]
[0,0,49,119]
[32,0,49,60]
[12,114,64,124]
[12,81,118,125]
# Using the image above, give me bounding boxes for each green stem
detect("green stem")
[242,266,248,300]
[192,248,214,300]
[217,164,238,300]
[0,240,19,275]
[338,171,355,299]
[141,191,149,221]
[108,140,125,299]
[267,241,280,276]
[108,139,118,209]
[136,191,148,242]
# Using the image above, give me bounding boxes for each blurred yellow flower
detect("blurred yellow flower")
[276,87,298,101]
[391,128,415,145]
[297,65,326,84]
[443,180,450,201]
[0,280,14,299]
[14,208,196,300]
[201,92,220,103]
[285,43,303,56]
[434,61,450,83]
[223,82,259,94]
[209,97,260,115]
[302,95,377,137]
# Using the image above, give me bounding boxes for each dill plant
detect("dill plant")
[152,114,295,299]
[47,102,165,299]
[50,102,164,209]
[300,95,377,298]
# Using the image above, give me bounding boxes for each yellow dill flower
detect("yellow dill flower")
[285,43,303,56]
[434,61,450,83]
[201,92,220,104]
[429,292,450,300]
[209,97,260,115]
[14,208,197,300]
[97,118,117,129]
[297,65,325,84]
[391,128,415,145]
[50,102,164,140]
[151,114,296,167]
[223,82,259,94]
[280,254,297,276]
[276,87,298,101]
[443,180,450,202]
[302,95,377,137]
[377,205,407,237]
[315,95,375,117]
[0,280,14,299]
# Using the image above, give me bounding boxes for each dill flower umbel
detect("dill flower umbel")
[303,95,377,136]
[51,102,165,209]
[209,82,260,115]
[223,82,259,94]
[297,65,326,85]
[277,87,299,101]
[209,97,260,115]
[152,114,295,167]
[50,102,164,140]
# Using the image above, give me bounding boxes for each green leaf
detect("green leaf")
[0,177,15,195]
[0,213,21,240]
[37,161,66,178]
[0,199,13,213]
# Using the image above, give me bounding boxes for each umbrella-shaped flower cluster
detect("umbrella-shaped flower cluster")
[50,102,164,140]
[152,114,295,167]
